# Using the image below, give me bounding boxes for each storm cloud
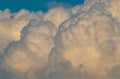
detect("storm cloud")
[0,0,120,79]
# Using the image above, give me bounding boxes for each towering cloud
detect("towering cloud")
[0,0,120,79]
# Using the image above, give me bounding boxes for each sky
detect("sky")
[0,0,120,79]
[0,0,84,12]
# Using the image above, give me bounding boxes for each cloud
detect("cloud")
[46,1,72,9]
[43,7,71,28]
[0,0,120,79]
[3,19,57,78]
[107,65,120,79]
[0,9,40,53]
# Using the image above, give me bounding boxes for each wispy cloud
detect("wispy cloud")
[45,1,73,9]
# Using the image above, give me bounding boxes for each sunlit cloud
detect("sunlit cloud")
[0,0,120,79]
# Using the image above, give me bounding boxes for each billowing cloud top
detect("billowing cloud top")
[0,0,120,79]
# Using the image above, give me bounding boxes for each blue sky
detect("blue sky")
[0,0,84,12]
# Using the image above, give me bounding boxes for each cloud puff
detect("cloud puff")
[2,19,57,78]
[43,7,71,28]
[0,0,120,79]
[0,9,40,53]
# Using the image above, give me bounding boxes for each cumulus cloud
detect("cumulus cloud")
[43,7,71,28]
[0,0,120,79]
[0,9,41,53]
